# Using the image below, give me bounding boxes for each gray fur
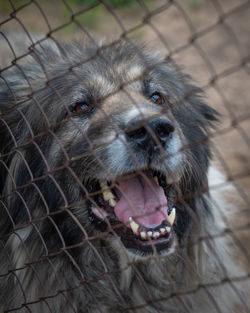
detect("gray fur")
[0,35,244,313]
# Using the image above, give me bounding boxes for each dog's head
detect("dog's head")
[0,40,218,258]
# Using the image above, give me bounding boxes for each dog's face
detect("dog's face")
[0,41,217,258]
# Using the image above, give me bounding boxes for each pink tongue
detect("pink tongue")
[114,174,168,228]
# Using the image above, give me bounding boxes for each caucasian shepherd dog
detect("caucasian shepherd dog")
[0,38,242,312]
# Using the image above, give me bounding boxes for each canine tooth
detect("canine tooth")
[160,228,165,234]
[103,191,114,201]
[167,208,176,226]
[109,198,117,207]
[100,181,107,188]
[147,231,153,238]
[129,217,139,235]
[140,231,147,239]
[153,176,159,185]
[153,232,160,239]
[165,226,171,233]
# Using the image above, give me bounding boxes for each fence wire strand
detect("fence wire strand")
[0,0,250,312]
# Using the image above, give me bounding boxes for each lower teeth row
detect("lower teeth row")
[101,181,117,207]
[139,226,171,240]
[129,216,173,241]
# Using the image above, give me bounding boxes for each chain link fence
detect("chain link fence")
[0,0,250,312]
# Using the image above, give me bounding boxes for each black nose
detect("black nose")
[125,118,175,150]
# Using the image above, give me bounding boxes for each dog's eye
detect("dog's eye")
[150,92,165,105]
[73,102,93,115]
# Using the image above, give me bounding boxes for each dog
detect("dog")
[0,37,243,313]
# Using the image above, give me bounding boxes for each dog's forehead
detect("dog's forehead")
[84,62,145,96]
[74,43,158,92]
[70,43,180,106]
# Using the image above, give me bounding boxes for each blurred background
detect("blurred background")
[0,0,250,304]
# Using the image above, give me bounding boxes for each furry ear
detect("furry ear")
[0,151,27,235]
[0,74,21,151]
[187,87,220,130]
[187,83,220,123]
[0,73,28,196]
[0,80,14,193]
[199,100,219,123]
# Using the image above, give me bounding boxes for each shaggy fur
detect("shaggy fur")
[0,37,242,313]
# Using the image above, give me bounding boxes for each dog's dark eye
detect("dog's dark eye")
[150,92,165,105]
[73,102,93,115]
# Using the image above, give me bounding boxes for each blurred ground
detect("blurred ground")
[0,0,250,308]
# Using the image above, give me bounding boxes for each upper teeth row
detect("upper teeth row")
[129,208,176,240]
[100,181,117,207]
[154,176,159,185]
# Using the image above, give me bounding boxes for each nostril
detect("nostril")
[127,126,147,141]
[156,122,175,142]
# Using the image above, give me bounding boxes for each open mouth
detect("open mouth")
[88,169,177,254]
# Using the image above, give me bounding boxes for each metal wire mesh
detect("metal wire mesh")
[0,0,249,312]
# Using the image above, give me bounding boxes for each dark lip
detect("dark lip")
[120,231,174,253]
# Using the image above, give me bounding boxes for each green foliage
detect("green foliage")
[0,0,137,14]
[66,0,138,8]
[0,0,151,35]
[63,0,148,29]
[0,0,28,13]
[187,0,204,9]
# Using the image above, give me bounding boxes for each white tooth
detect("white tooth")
[140,231,147,239]
[153,232,160,239]
[109,198,117,207]
[160,228,165,234]
[153,176,159,185]
[165,226,171,233]
[103,191,114,201]
[147,231,153,238]
[129,217,139,235]
[167,208,176,226]
[100,181,108,188]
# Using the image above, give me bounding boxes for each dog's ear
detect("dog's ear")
[0,74,26,155]
[0,72,28,196]
[195,92,219,124]
[197,97,219,125]
[186,83,220,126]
[0,79,15,154]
